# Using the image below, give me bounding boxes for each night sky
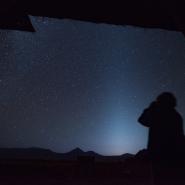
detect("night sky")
[0,16,185,155]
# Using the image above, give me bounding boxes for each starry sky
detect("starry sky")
[0,16,185,155]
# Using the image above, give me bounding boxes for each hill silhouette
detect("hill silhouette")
[0,147,134,161]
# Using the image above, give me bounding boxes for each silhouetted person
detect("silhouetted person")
[138,92,185,184]
[138,92,184,161]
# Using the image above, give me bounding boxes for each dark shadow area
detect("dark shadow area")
[138,92,185,185]
[0,0,185,35]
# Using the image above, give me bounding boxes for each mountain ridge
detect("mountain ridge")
[0,147,134,161]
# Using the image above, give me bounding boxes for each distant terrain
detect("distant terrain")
[0,147,134,161]
[0,147,150,185]
[0,148,184,185]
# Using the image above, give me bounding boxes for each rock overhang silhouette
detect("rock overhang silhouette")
[0,0,185,35]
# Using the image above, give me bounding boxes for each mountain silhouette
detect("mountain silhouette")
[0,147,58,160]
[0,147,134,161]
[67,147,84,156]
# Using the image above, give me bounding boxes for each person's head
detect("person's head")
[156,92,177,108]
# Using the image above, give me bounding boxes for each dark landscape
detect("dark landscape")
[0,147,156,185]
[1,148,184,185]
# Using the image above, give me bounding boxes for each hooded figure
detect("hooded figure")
[138,92,184,163]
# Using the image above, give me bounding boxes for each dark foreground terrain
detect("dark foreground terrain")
[0,147,185,185]
[0,159,154,185]
[2,160,184,185]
